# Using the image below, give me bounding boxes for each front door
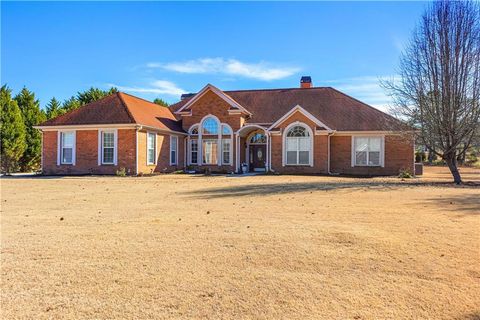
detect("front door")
[250,145,266,171]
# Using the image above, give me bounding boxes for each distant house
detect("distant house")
[35,77,414,176]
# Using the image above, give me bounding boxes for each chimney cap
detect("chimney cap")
[300,76,312,83]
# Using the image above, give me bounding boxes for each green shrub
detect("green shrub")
[115,167,127,177]
[398,168,413,179]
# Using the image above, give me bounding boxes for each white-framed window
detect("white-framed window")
[170,136,178,165]
[202,117,219,135]
[147,132,156,165]
[222,124,232,135]
[202,139,218,164]
[101,131,116,164]
[190,139,198,164]
[59,131,75,165]
[352,136,384,167]
[284,124,312,166]
[222,139,231,165]
[189,125,199,135]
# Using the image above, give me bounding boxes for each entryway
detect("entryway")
[250,144,266,172]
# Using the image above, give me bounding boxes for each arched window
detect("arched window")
[189,125,199,135]
[285,124,312,165]
[222,124,232,135]
[249,132,266,144]
[202,117,219,135]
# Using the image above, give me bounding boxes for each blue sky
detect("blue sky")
[2,1,427,111]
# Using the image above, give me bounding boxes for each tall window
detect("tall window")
[285,125,311,165]
[203,140,218,164]
[202,117,219,135]
[353,137,382,166]
[102,131,115,164]
[222,139,231,164]
[60,131,75,164]
[147,132,156,165]
[170,136,178,165]
[190,139,198,164]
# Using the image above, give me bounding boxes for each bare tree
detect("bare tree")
[383,0,480,184]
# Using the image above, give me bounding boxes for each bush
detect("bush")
[398,168,413,179]
[115,167,127,177]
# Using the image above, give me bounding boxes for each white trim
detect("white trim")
[57,130,76,165]
[268,105,333,132]
[351,135,385,167]
[170,135,178,165]
[334,131,402,136]
[135,129,139,174]
[282,122,314,167]
[175,84,252,115]
[34,123,187,136]
[146,131,157,165]
[188,124,199,135]
[235,124,269,136]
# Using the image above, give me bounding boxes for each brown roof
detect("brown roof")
[171,87,403,131]
[39,92,184,133]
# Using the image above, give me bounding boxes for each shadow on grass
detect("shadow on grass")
[183,180,477,199]
[461,312,480,320]
[426,193,480,215]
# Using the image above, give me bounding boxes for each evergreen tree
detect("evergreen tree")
[76,87,118,105]
[46,97,65,119]
[1,85,27,174]
[153,98,169,107]
[62,95,81,112]
[14,87,46,171]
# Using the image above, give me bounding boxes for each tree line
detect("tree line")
[0,86,169,174]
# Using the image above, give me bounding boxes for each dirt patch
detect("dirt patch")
[1,166,479,319]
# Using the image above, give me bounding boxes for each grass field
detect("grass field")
[1,166,479,319]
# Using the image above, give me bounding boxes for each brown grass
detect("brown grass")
[1,166,479,319]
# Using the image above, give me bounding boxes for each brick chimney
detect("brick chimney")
[300,76,312,88]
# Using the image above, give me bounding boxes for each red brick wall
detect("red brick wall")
[330,135,414,176]
[136,130,185,174]
[42,129,136,175]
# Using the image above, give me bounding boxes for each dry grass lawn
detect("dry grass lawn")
[1,166,479,319]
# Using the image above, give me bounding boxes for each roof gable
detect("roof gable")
[268,105,333,132]
[175,84,252,116]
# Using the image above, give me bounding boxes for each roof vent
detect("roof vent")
[300,76,312,88]
[181,93,196,100]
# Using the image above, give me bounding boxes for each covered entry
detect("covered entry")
[236,125,270,173]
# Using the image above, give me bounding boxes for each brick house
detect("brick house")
[35,77,414,176]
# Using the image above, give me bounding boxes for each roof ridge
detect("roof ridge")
[116,92,137,123]
[119,91,166,108]
[224,86,330,93]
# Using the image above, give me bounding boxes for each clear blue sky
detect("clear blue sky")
[2,1,427,111]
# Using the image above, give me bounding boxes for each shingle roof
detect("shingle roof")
[171,87,403,131]
[39,92,184,133]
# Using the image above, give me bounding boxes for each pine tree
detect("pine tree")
[76,87,118,106]
[46,97,64,119]
[1,85,27,174]
[62,96,81,112]
[14,87,46,171]
[153,98,170,107]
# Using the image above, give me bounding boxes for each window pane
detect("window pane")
[190,140,198,164]
[62,148,72,163]
[298,138,310,151]
[355,138,368,152]
[171,136,177,152]
[190,126,199,135]
[299,151,309,164]
[250,132,266,144]
[103,147,114,163]
[202,117,219,135]
[203,140,218,164]
[103,132,114,148]
[170,150,176,164]
[147,133,155,149]
[286,138,297,151]
[369,151,380,166]
[355,151,367,165]
[287,126,308,137]
[369,137,381,151]
[222,139,230,164]
[62,132,74,147]
[286,151,297,164]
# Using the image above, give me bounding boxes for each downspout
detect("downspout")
[135,125,142,175]
[327,130,338,175]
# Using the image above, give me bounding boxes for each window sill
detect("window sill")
[284,164,312,167]
[353,165,382,167]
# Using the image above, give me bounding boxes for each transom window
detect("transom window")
[101,131,115,164]
[147,132,156,165]
[222,124,232,135]
[250,132,266,144]
[353,137,383,166]
[190,125,199,135]
[60,131,75,164]
[202,117,219,135]
[285,125,311,166]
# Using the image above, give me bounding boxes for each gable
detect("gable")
[268,105,332,132]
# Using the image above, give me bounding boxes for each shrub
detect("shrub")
[115,167,127,177]
[398,168,413,179]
